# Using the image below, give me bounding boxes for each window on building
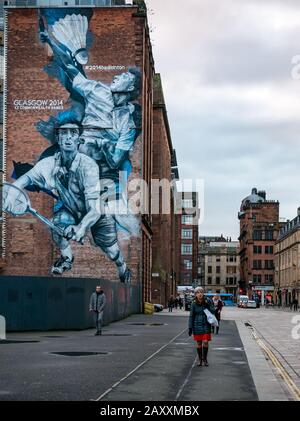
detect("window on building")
[181,244,193,255]
[216,266,221,274]
[265,274,274,283]
[182,199,193,208]
[265,230,274,240]
[207,277,212,285]
[208,266,212,274]
[253,260,262,269]
[216,277,220,285]
[181,229,193,239]
[265,246,273,254]
[181,215,193,225]
[254,245,262,254]
[253,230,262,240]
[253,274,261,284]
[208,256,212,263]
[265,260,274,270]
[227,255,237,262]
[227,266,237,274]
[229,277,234,285]
[216,257,221,262]
[183,260,193,270]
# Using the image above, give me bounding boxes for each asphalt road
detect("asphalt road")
[0,313,258,401]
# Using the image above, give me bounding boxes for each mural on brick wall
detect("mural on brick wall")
[3,9,142,283]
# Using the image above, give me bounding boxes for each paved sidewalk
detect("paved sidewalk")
[161,306,299,400]
[222,307,300,399]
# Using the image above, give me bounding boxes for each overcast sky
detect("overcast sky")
[147,0,300,240]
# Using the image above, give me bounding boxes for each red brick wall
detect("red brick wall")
[239,202,279,291]
[151,107,173,305]
[3,7,152,287]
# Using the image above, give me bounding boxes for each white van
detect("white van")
[237,295,249,308]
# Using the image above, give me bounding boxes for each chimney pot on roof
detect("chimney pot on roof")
[297,207,300,217]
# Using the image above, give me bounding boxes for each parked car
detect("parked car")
[246,300,257,309]
[154,304,163,312]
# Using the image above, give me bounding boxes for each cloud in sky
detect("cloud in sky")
[147,0,300,239]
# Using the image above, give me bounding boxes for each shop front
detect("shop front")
[251,286,275,305]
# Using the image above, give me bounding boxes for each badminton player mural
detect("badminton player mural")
[4,8,142,283]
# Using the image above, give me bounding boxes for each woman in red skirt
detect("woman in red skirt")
[188,287,215,366]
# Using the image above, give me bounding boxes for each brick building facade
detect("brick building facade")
[178,192,199,286]
[0,8,3,268]
[275,209,300,307]
[203,240,240,297]
[238,188,280,302]
[151,74,179,306]
[0,0,179,328]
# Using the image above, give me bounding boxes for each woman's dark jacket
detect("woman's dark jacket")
[214,299,223,321]
[188,298,215,335]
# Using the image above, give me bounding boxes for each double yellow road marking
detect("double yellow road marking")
[250,328,300,401]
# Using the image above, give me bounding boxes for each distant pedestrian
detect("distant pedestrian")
[89,285,107,336]
[168,295,175,312]
[212,295,223,334]
[174,297,179,310]
[178,297,183,310]
[292,298,298,312]
[188,287,215,367]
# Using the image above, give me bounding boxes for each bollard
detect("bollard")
[0,315,6,340]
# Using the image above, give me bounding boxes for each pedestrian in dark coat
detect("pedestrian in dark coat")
[212,295,223,334]
[89,285,107,335]
[188,287,215,366]
[168,295,175,312]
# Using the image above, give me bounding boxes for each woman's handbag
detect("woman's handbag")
[204,309,219,327]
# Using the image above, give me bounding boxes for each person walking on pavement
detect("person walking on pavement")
[188,287,215,367]
[168,295,175,312]
[292,298,299,312]
[178,296,183,310]
[212,295,223,334]
[89,285,107,335]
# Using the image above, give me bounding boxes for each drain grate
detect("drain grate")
[0,340,40,344]
[50,351,109,357]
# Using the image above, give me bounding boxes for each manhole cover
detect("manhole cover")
[128,323,166,326]
[50,352,109,357]
[0,340,40,344]
[42,336,67,338]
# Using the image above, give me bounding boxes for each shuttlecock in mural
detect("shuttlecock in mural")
[51,14,89,65]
